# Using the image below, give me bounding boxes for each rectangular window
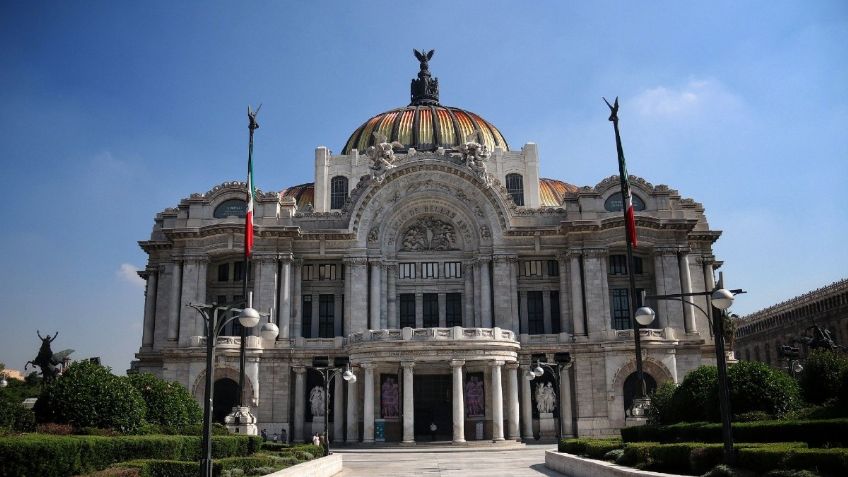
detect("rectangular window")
[527,291,544,334]
[217,264,229,282]
[318,264,337,280]
[302,295,313,338]
[421,262,438,279]
[399,263,416,279]
[608,255,643,275]
[523,260,543,277]
[399,294,415,328]
[445,293,462,327]
[234,261,246,282]
[222,295,244,336]
[423,293,439,327]
[444,262,462,278]
[302,265,315,281]
[547,260,559,277]
[318,294,334,338]
[611,288,645,330]
[550,291,561,334]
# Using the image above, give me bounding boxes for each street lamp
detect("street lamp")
[0,372,7,388]
[189,292,279,477]
[527,352,572,441]
[639,272,744,465]
[310,356,356,455]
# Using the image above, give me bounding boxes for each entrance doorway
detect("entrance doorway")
[413,374,452,441]
[622,372,657,413]
[213,378,239,423]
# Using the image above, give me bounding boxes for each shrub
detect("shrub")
[126,373,202,429]
[799,350,848,405]
[727,361,801,418]
[621,418,848,447]
[0,394,35,432]
[647,380,677,425]
[558,437,622,459]
[737,446,848,476]
[34,361,147,433]
[673,366,720,422]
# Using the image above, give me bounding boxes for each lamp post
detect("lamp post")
[189,292,279,477]
[527,353,572,441]
[0,372,7,388]
[310,356,356,455]
[634,273,744,465]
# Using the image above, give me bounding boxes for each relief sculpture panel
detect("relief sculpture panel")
[400,216,458,251]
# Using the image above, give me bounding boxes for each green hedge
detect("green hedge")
[737,446,848,476]
[558,438,623,459]
[621,418,848,447]
[0,434,261,477]
[120,454,303,477]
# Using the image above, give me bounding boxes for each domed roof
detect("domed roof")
[341,50,509,155]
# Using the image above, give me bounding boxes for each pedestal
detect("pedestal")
[311,416,326,435]
[224,406,258,436]
[375,419,386,442]
[538,412,556,438]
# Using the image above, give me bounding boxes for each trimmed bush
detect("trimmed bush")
[126,373,202,429]
[673,366,720,422]
[558,437,622,459]
[621,418,848,447]
[737,446,848,476]
[727,361,801,418]
[34,361,147,434]
[647,380,677,425]
[799,350,848,405]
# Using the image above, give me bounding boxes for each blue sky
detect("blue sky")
[0,1,845,374]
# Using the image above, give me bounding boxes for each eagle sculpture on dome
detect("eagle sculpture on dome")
[413,49,434,72]
[366,132,404,183]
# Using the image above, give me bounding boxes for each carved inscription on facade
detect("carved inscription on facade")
[400,216,458,251]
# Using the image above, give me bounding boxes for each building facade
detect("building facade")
[132,53,725,441]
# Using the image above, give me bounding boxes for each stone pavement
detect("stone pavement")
[333,443,567,477]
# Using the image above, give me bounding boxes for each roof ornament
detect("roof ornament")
[410,49,439,106]
[458,130,492,187]
[366,132,404,183]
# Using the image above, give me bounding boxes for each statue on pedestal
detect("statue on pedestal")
[309,385,326,417]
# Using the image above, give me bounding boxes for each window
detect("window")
[550,291,561,334]
[399,294,415,328]
[421,262,438,279]
[221,295,244,336]
[399,263,416,279]
[302,265,315,281]
[217,263,229,282]
[522,260,543,277]
[610,288,644,330]
[547,260,559,277]
[604,192,646,212]
[608,255,643,275]
[527,291,544,334]
[318,264,337,280]
[330,176,348,210]
[444,262,462,278]
[213,199,247,218]
[234,261,246,282]
[302,295,313,338]
[446,293,462,327]
[318,295,334,338]
[423,293,439,327]
[506,173,525,206]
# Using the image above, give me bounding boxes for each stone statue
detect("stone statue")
[414,49,434,72]
[464,376,484,417]
[458,131,491,185]
[535,382,557,413]
[380,377,399,418]
[309,385,325,417]
[399,216,458,252]
[25,331,74,383]
[366,132,403,183]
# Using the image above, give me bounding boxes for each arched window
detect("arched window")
[623,372,657,413]
[330,176,348,210]
[506,173,524,206]
[604,192,646,212]
[213,199,247,218]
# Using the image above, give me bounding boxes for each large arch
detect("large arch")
[606,356,675,428]
[191,366,255,408]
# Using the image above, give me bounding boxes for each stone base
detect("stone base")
[225,406,258,436]
[538,412,557,438]
[311,416,326,435]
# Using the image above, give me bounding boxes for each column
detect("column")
[362,364,375,443]
[438,293,447,328]
[582,249,609,337]
[473,261,482,327]
[463,261,474,327]
[346,368,358,443]
[292,260,303,338]
[333,370,344,443]
[255,256,278,336]
[344,259,352,333]
[293,367,306,443]
[179,258,206,344]
[479,257,492,327]
[679,251,696,333]
[558,254,570,334]
[492,256,512,330]
[349,258,369,332]
[386,264,398,328]
[414,292,423,328]
[195,260,208,337]
[506,363,520,441]
[450,360,466,443]
[153,264,172,347]
[141,270,158,348]
[520,367,533,440]
[659,248,684,329]
[519,291,529,334]
[369,261,381,330]
[490,360,505,441]
[277,256,292,339]
[334,293,343,337]
[401,361,415,444]
[569,251,586,336]
[509,257,520,332]
[560,365,574,437]
[380,265,388,329]
[542,291,552,334]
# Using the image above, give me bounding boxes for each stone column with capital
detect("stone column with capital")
[492,256,513,331]
[520,367,533,440]
[582,249,609,337]
[369,261,381,330]
[679,251,696,333]
[292,260,303,338]
[293,367,306,443]
[254,256,278,336]
[362,364,375,443]
[558,254,571,334]
[348,258,369,333]
[506,362,520,441]
[141,270,158,348]
[277,256,292,339]
[450,360,466,443]
[164,261,182,343]
[179,258,207,345]
[560,364,574,437]
[490,361,505,441]
[346,368,359,443]
[333,369,344,443]
[463,261,474,327]
[401,361,415,444]
[658,248,684,329]
[479,257,492,328]
[569,251,586,336]
[386,264,398,329]
[509,257,520,332]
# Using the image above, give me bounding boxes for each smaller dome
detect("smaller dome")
[281,182,314,208]
[539,178,578,207]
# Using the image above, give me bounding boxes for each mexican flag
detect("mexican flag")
[245,138,256,258]
[622,170,638,248]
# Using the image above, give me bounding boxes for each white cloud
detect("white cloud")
[116,263,145,289]
[632,78,741,118]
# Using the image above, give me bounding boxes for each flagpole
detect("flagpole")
[604,98,648,405]
[239,106,259,408]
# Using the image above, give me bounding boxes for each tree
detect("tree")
[126,372,201,429]
[34,361,146,433]
[799,349,848,405]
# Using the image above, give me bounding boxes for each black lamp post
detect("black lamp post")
[189,293,279,477]
[635,273,744,465]
[310,356,356,455]
[528,352,572,441]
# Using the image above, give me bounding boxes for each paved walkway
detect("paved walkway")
[334,444,566,477]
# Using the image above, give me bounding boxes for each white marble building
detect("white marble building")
[132,53,724,441]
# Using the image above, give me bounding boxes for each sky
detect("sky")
[0,1,845,375]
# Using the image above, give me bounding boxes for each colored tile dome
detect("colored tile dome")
[341,50,509,155]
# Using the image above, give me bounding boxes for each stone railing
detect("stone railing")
[190,335,263,349]
[349,326,517,344]
[611,328,674,341]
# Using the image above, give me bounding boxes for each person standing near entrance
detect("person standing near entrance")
[312,433,321,446]
[429,422,437,441]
